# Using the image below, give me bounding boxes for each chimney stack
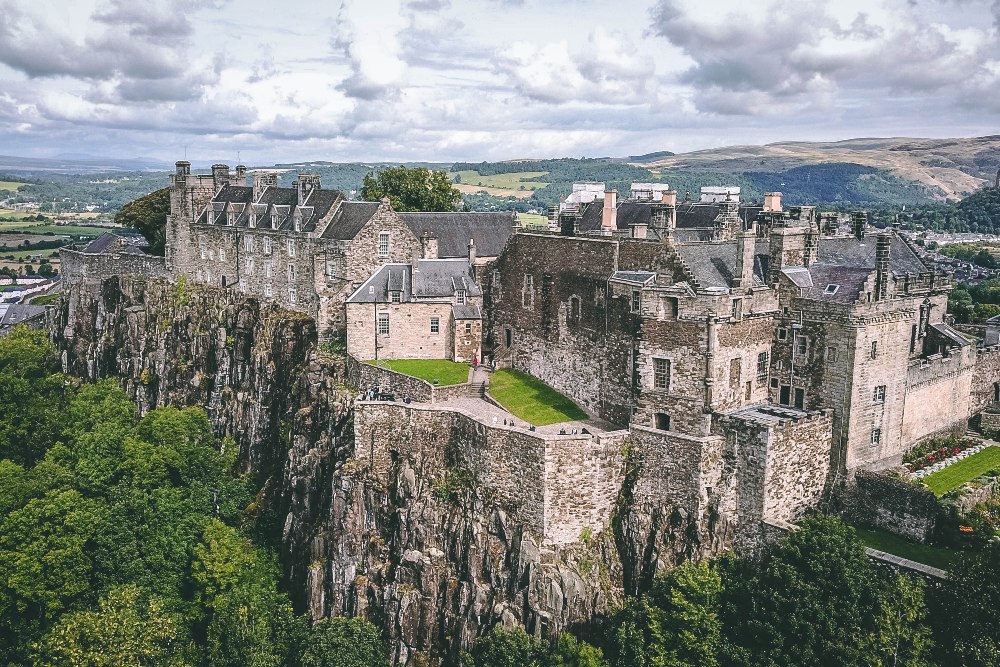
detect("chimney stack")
[661,190,677,206]
[234,164,248,186]
[763,192,783,212]
[421,231,438,259]
[733,224,756,289]
[253,171,277,202]
[296,173,321,205]
[602,189,618,233]
[874,232,891,301]
[211,164,230,191]
[852,211,868,240]
[468,237,476,265]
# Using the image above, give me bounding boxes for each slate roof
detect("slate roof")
[930,321,971,348]
[80,232,124,254]
[398,212,514,257]
[453,305,482,320]
[816,236,928,276]
[793,265,872,304]
[321,202,381,240]
[726,402,810,426]
[611,270,657,285]
[674,240,768,289]
[198,185,343,233]
[347,259,481,304]
[0,303,47,328]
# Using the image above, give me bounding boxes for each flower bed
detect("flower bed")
[906,440,976,474]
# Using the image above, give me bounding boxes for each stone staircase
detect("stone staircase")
[467,381,486,397]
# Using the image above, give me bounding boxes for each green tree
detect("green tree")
[115,187,170,255]
[300,617,389,667]
[0,327,70,467]
[865,574,933,667]
[37,260,56,278]
[470,626,545,667]
[719,516,883,667]
[30,585,188,667]
[937,542,1000,666]
[548,633,607,667]
[360,166,461,212]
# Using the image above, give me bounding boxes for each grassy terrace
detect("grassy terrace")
[489,368,588,426]
[854,526,957,570]
[367,359,470,386]
[922,446,1000,496]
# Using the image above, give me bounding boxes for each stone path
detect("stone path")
[435,394,619,436]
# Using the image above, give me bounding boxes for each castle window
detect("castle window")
[827,346,839,363]
[243,236,253,252]
[456,289,467,305]
[245,258,254,275]
[263,238,272,255]
[287,239,295,257]
[824,284,840,295]
[249,213,257,228]
[522,274,534,309]
[492,270,500,287]
[264,283,273,297]
[465,322,472,335]
[653,358,670,390]
[200,247,207,260]
[207,210,214,224]
[569,296,580,322]
[794,334,807,356]
[377,313,389,335]
[731,298,742,320]
[870,341,878,359]
[770,378,779,389]
[655,413,670,431]
[326,260,336,279]
[208,249,215,261]
[287,265,295,281]
[219,249,226,262]
[631,290,641,313]
[390,291,401,303]
[430,317,440,334]
[378,232,390,257]
[873,385,886,403]
[271,213,278,228]
[294,213,301,232]
[288,287,297,305]
[756,352,768,380]
[264,260,273,278]
[871,428,882,445]
[777,328,787,341]
[505,327,512,348]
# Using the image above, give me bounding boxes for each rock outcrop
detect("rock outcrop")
[54,276,716,664]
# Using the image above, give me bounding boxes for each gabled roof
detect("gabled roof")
[611,270,657,285]
[398,211,514,257]
[794,265,871,304]
[674,240,768,289]
[816,236,928,276]
[321,201,381,240]
[199,185,343,232]
[346,258,481,304]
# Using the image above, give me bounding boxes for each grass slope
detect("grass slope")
[853,526,957,570]
[367,359,470,386]
[489,369,587,426]
[922,446,1000,496]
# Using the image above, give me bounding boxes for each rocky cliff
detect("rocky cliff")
[54,276,720,665]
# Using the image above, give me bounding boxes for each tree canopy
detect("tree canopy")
[360,166,461,212]
[115,187,170,255]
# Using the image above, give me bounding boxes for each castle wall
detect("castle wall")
[353,401,626,545]
[713,315,776,413]
[900,350,976,453]
[635,316,709,434]
[970,347,1000,415]
[59,248,168,287]
[488,233,636,425]
[343,205,423,286]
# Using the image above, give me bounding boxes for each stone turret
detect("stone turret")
[234,164,248,186]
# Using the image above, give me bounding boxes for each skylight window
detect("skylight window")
[824,284,840,295]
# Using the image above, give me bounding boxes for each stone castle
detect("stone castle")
[60,162,1000,556]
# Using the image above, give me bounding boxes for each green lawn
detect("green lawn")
[518,213,549,228]
[922,446,1000,496]
[367,359,470,386]
[488,369,588,426]
[451,170,550,191]
[0,181,26,192]
[854,526,957,570]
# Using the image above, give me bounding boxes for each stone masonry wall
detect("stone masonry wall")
[346,301,456,360]
[59,247,168,287]
[844,471,940,542]
[761,411,834,524]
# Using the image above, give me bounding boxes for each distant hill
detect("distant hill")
[636,136,1000,201]
[627,150,675,163]
[0,154,173,174]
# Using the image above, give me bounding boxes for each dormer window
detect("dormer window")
[249,213,257,228]
[271,213,278,229]
[294,211,301,232]
[456,289,467,305]
[206,210,214,224]
[390,291,402,303]
[227,212,235,225]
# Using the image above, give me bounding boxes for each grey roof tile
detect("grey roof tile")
[398,211,514,257]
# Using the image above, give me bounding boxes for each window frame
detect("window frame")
[377,313,389,335]
[378,232,390,258]
[653,358,670,390]
[430,317,440,334]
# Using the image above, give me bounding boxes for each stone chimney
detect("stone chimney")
[296,173,321,205]
[852,211,868,240]
[602,189,617,233]
[763,192,783,212]
[733,224,756,289]
[211,164,230,191]
[421,231,438,259]
[253,171,277,202]
[468,237,476,265]
[631,220,648,239]
[234,164,248,186]
[874,232,891,301]
[661,190,677,206]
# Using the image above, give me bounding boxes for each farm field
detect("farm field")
[0,181,27,192]
[518,213,548,227]
[451,170,549,199]
[0,222,110,236]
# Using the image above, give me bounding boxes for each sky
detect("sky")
[0,0,998,164]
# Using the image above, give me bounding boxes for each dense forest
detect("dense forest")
[4,325,1000,666]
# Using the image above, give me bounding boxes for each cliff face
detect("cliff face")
[54,276,720,664]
